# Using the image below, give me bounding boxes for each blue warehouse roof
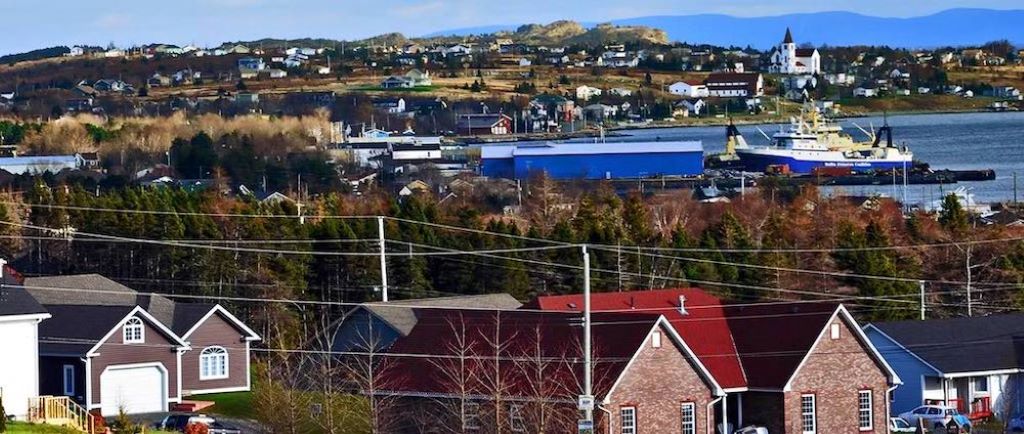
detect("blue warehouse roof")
[511,141,702,157]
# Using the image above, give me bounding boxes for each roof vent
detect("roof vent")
[567,302,577,309]
[678,295,688,316]
[629,296,635,309]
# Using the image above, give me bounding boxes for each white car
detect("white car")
[890,417,916,433]
[734,426,768,434]
[898,405,972,431]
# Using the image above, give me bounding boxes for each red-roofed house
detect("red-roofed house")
[376,308,724,433]
[530,289,901,433]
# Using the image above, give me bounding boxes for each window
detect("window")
[927,407,941,416]
[973,377,989,393]
[858,390,873,431]
[620,406,636,434]
[123,317,144,344]
[62,365,75,396]
[652,331,662,348]
[464,402,481,431]
[830,323,841,340]
[199,346,229,380]
[801,394,816,434]
[680,403,696,434]
[509,404,525,432]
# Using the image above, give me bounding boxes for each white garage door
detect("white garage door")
[100,365,167,415]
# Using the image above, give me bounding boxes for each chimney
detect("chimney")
[678,295,688,315]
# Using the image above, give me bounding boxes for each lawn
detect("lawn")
[4,422,86,434]
[187,391,254,419]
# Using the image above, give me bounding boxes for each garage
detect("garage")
[100,364,167,415]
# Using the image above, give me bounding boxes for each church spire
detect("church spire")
[783,27,794,44]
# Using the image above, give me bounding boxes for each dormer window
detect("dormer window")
[123,317,144,344]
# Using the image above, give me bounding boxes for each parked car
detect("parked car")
[158,414,242,434]
[899,405,971,431]
[890,417,917,433]
[734,426,769,434]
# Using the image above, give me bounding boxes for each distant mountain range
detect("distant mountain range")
[425,8,1024,48]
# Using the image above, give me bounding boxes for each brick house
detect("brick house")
[530,289,900,433]
[23,274,260,415]
[730,302,899,434]
[363,308,723,433]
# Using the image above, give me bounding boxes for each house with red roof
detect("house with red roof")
[529,288,901,434]
[374,308,724,433]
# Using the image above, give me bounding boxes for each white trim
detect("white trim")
[199,346,230,380]
[122,317,145,344]
[783,305,902,392]
[862,323,943,375]
[858,389,873,431]
[943,368,1022,379]
[184,385,251,396]
[83,357,93,408]
[800,393,817,434]
[620,406,636,434]
[0,312,51,323]
[245,340,252,391]
[181,305,261,341]
[85,306,190,357]
[176,348,184,402]
[603,316,724,404]
[99,362,170,414]
[681,402,697,434]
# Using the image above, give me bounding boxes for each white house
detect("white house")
[66,46,85,57]
[769,28,821,75]
[0,262,50,420]
[575,85,602,101]
[608,87,633,97]
[854,87,878,98]
[678,99,706,116]
[669,81,709,98]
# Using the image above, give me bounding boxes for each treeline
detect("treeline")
[2,179,1022,343]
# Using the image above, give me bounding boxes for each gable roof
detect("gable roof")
[725,301,839,389]
[795,48,817,57]
[38,304,189,356]
[527,288,747,389]
[869,313,1024,375]
[23,274,252,338]
[382,309,717,401]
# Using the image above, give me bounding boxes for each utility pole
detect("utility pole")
[919,281,926,320]
[378,216,389,302]
[581,244,593,425]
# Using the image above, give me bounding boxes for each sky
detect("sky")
[1,0,1022,56]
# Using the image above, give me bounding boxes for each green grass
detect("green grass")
[187,391,254,419]
[4,422,83,434]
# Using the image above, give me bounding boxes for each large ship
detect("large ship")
[725,108,914,173]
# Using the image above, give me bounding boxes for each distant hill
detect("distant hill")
[427,8,1024,48]
[429,20,668,46]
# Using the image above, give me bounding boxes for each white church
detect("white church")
[769,28,821,75]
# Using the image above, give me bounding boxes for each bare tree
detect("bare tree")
[427,312,483,434]
[303,310,368,434]
[342,309,404,434]
[477,310,517,434]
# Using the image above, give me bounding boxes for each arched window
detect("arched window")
[123,317,144,344]
[200,346,229,380]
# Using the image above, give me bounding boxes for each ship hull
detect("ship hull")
[736,148,912,173]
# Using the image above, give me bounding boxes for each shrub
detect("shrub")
[184,422,210,434]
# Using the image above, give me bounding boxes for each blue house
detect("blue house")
[865,314,1024,421]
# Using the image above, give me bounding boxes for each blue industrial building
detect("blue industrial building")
[480,141,704,180]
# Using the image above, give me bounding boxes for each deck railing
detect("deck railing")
[27,396,95,434]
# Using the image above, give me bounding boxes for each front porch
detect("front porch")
[26,396,95,434]
[921,374,1021,422]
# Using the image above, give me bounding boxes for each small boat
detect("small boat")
[726,107,914,174]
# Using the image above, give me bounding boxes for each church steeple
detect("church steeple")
[783,27,794,44]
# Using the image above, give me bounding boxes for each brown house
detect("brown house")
[24,274,259,415]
